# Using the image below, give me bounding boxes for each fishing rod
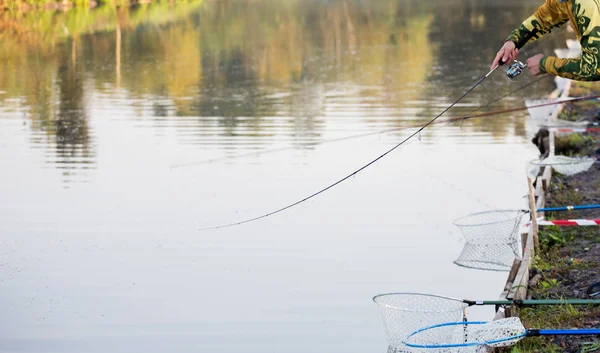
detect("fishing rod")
[445,95,600,124]
[171,75,554,169]
[175,88,600,170]
[198,31,539,231]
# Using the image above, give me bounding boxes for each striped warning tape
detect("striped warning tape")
[527,219,600,226]
[552,127,600,133]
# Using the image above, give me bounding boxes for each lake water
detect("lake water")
[0,1,572,352]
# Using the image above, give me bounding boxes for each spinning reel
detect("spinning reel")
[506,60,527,80]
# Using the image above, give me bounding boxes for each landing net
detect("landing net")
[452,210,523,271]
[529,156,594,177]
[373,293,468,352]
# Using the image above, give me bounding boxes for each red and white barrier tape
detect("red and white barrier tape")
[526,219,600,227]
[552,127,600,133]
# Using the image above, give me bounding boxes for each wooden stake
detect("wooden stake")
[527,177,540,251]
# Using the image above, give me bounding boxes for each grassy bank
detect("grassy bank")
[506,82,600,353]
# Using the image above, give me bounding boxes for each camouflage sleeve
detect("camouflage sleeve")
[540,16,600,80]
[506,0,568,47]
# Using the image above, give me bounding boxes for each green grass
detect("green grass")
[581,342,600,353]
[509,109,600,352]
[504,305,600,353]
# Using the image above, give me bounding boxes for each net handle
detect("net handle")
[533,328,600,336]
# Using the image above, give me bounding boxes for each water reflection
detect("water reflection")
[54,40,95,176]
[0,1,561,170]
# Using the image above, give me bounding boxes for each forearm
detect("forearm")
[506,16,568,47]
[541,54,600,81]
[506,0,568,47]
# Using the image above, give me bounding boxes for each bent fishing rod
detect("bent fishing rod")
[199,31,540,231]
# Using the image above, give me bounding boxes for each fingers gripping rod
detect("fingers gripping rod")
[493,28,539,79]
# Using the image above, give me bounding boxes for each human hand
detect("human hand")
[526,54,545,76]
[491,41,518,70]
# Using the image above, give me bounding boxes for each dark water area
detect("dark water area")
[0,1,574,352]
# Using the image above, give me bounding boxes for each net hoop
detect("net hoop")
[373,293,468,350]
[530,156,594,167]
[452,210,524,246]
[403,321,526,349]
[373,293,466,313]
[529,156,594,176]
[452,210,525,229]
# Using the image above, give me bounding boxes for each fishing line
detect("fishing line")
[198,27,587,231]
[198,65,507,231]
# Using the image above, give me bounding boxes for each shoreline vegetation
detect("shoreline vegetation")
[506,80,600,353]
[0,0,205,49]
[0,0,163,12]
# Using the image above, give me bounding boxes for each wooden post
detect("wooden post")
[527,177,540,252]
[542,166,552,191]
[521,231,528,255]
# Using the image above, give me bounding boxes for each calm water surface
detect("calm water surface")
[0,1,571,352]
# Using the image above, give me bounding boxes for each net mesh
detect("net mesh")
[453,210,524,245]
[373,293,468,352]
[389,342,487,353]
[404,317,526,351]
[529,156,594,176]
[452,210,523,272]
[453,242,519,272]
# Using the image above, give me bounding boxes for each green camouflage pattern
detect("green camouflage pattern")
[507,0,600,81]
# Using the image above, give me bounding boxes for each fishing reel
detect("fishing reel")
[506,60,527,81]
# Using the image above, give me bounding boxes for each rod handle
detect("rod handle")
[498,28,539,66]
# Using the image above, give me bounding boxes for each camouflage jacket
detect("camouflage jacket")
[507,0,600,81]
